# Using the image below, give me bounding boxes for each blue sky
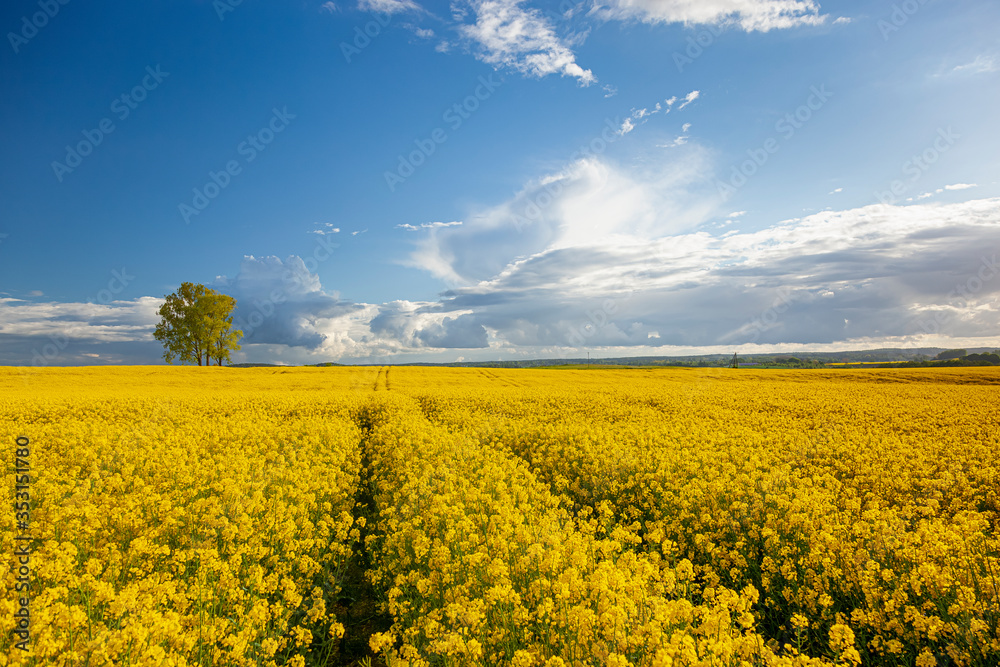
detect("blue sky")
[1,0,999,365]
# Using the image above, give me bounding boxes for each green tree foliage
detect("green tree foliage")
[935,349,968,361]
[153,282,242,366]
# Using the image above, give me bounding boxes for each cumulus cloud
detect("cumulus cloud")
[405,152,716,285]
[0,296,161,342]
[401,197,1000,351]
[0,296,163,365]
[213,255,365,351]
[457,0,596,84]
[599,0,826,31]
[5,194,999,365]
[206,256,492,360]
[369,303,488,348]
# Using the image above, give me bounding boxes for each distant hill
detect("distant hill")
[251,347,999,369]
[229,362,285,368]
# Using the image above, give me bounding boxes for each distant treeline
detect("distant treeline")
[905,351,1000,368]
[232,348,1000,369]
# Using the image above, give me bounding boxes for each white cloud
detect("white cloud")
[727,210,747,217]
[917,184,978,201]
[833,16,851,25]
[0,295,164,364]
[0,296,161,342]
[678,90,700,109]
[413,27,435,38]
[351,229,368,236]
[600,0,826,32]
[952,55,998,76]
[357,0,420,14]
[620,92,699,138]
[213,256,376,355]
[375,1,826,89]
[659,135,688,148]
[321,1,339,13]
[657,121,693,148]
[829,187,843,194]
[402,197,1000,352]
[406,151,717,286]
[6,198,1000,364]
[398,221,464,231]
[457,0,596,84]
[309,223,341,235]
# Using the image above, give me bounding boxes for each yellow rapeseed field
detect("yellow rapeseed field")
[1,366,998,666]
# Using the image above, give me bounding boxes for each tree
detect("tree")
[205,293,241,366]
[154,282,242,366]
[935,349,967,361]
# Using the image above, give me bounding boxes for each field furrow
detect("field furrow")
[359,392,836,666]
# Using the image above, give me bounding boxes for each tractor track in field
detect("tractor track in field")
[329,406,392,666]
